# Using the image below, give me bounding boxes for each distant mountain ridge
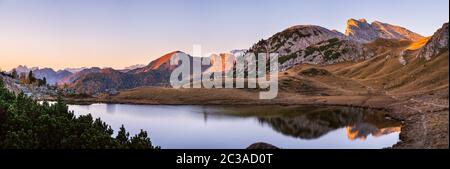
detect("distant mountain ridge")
[69,51,211,94]
[58,67,102,85]
[33,68,72,85]
[9,66,74,85]
[12,65,38,74]
[277,38,373,71]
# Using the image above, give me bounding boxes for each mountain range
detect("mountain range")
[9,18,448,95]
[11,66,73,85]
[71,19,449,94]
[8,64,145,86]
[66,51,213,94]
[249,18,431,70]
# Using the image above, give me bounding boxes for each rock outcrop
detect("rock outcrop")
[246,142,279,149]
[278,38,372,71]
[418,23,449,60]
[249,25,345,56]
[345,18,423,43]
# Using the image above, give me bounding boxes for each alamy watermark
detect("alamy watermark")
[169,45,279,99]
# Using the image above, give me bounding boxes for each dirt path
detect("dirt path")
[409,98,449,109]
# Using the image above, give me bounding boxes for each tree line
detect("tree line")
[0,77,159,149]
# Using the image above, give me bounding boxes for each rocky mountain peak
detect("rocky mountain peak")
[346,18,371,29]
[345,18,423,43]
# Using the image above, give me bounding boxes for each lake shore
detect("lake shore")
[59,87,449,149]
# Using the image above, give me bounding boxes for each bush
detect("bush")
[279,53,299,64]
[299,68,332,77]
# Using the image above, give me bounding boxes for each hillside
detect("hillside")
[59,67,102,85]
[248,25,344,56]
[0,75,21,94]
[331,23,449,94]
[278,38,373,70]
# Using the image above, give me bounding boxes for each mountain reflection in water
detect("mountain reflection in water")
[69,104,402,148]
[215,106,402,141]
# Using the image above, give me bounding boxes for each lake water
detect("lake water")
[68,104,402,149]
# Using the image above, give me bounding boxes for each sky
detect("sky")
[0,0,448,70]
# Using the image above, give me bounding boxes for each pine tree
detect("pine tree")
[42,77,47,86]
[0,80,158,149]
[116,124,130,147]
[129,129,158,149]
[28,71,35,84]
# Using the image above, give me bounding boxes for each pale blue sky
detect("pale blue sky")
[0,0,448,70]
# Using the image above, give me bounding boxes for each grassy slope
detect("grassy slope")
[327,39,448,95]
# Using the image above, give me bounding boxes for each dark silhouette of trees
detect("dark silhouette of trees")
[42,77,47,86]
[116,124,130,148]
[129,130,154,149]
[28,70,36,84]
[0,77,159,149]
[37,77,47,87]
[11,69,17,79]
